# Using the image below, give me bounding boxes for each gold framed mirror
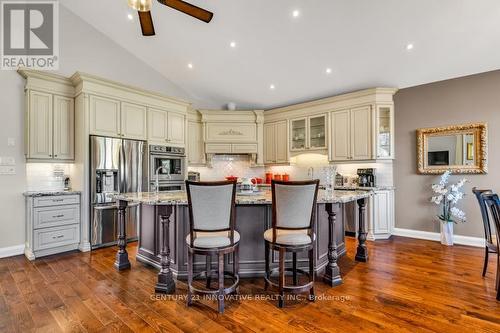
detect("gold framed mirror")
[416,123,488,174]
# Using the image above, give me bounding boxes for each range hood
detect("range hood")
[198,110,264,167]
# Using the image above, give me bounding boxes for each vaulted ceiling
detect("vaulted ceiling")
[62,0,500,109]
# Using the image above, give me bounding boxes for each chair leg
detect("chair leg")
[309,247,315,302]
[278,248,285,308]
[292,252,298,286]
[187,250,193,306]
[482,246,489,277]
[218,252,225,313]
[264,242,270,290]
[234,246,240,295]
[206,255,212,288]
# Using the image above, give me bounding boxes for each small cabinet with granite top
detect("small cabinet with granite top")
[24,192,81,260]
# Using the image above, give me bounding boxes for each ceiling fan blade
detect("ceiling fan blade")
[138,11,156,36]
[158,0,213,23]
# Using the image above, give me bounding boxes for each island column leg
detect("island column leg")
[155,205,176,294]
[323,203,343,286]
[355,198,369,262]
[114,200,131,271]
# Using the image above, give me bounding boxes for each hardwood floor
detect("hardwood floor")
[1,236,499,332]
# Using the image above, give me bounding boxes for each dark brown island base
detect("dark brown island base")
[113,189,371,294]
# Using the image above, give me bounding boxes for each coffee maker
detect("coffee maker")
[357,168,376,187]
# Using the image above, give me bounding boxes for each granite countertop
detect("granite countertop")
[113,189,372,206]
[23,190,82,197]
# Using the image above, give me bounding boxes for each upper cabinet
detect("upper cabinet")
[89,96,120,137]
[330,106,372,161]
[375,105,394,159]
[265,87,397,163]
[264,120,288,164]
[290,114,327,152]
[26,90,74,162]
[121,102,147,140]
[90,97,147,140]
[187,120,205,165]
[147,108,186,146]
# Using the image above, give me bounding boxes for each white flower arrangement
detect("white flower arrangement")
[431,170,468,223]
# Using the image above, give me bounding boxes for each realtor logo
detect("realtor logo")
[1,0,59,70]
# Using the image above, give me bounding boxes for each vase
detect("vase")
[440,222,454,246]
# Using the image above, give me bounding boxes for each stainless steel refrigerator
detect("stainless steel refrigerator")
[90,136,147,249]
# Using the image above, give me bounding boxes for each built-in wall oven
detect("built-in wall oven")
[149,145,186,191]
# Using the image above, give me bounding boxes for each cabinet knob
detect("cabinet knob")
[54,155,58,157]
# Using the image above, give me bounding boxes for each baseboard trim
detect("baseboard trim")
[393,228,485,247]
[0,244,25,258]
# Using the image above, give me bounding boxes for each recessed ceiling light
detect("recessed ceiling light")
[269,84,276,90]
[127,13,134,21]
[187,63,193,69]
[406,43,414,51]
[326,68,332,74]
[230,41,236,48]
[292,10,300,18]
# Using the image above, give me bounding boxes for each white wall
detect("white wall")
[0,6,196,250]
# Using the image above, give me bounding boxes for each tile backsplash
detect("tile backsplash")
[26,163,72,191]
[188,155,265,181]
[188,153,393,186]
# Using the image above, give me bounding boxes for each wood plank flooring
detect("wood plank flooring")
[1,236,499,332]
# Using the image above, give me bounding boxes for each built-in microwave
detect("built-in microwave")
[149,145,186,182]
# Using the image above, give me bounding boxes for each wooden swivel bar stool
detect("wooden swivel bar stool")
[185,180,240,313]
[264,179,320,308]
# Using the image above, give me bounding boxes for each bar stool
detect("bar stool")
[264,179,319,308]
[482,193,500,301]
[185,180,239,313]
[472,188,498,278]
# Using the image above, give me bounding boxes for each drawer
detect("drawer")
[33,195,80,207]
[205,143,232,154]
[33,224,80,251]
[232,143,258,153]
[33,205,80,229]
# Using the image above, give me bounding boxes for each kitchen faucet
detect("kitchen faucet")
[155,166,171,194]
[307,167,314,180]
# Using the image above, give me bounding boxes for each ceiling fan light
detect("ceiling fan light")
[128,0,152,12]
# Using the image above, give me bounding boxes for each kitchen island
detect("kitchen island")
[113,189,371,294]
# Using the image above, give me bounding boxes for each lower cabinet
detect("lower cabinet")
[25,193,81,260]
[368,189,394,240]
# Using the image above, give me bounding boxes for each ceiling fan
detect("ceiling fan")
[128,0,213,36]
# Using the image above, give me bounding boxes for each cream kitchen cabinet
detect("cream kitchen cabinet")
[24,192,81,260]
[367,189,395,240]
[121,102,147,140]
[290,114,327,152]
[147,108,186,146]
[90,96,147,140]
[27,91,74,161]
[187,120,205,165]
[264,120,288,164]
[374,105,394,159]
[330,106,372,161]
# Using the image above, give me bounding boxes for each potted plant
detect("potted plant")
[430,170,468,245]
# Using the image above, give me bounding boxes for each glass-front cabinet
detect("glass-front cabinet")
[290,114,327,151]
[290,118,306,150]
[375,105,394,159]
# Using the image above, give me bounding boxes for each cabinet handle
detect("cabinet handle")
[49,154,52,157]
[54,155,58,157]
[52,234,64,239]
[52,214,64,218]
[52,199,64,202]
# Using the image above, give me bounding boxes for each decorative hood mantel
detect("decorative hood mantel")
[198,109,265,167]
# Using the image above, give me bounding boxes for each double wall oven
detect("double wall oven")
[149,144,186,191]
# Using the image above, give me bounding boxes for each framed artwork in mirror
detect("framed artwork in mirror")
[416,122,487,174]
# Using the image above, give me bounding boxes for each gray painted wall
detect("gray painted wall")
[0,6,196,249]
[394,70,500,238]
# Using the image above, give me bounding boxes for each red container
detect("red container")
[274,174,282,181]
[265,172,273,184]
[225,176,238,182]
[251,178,263,184]
[282,174,290,182]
